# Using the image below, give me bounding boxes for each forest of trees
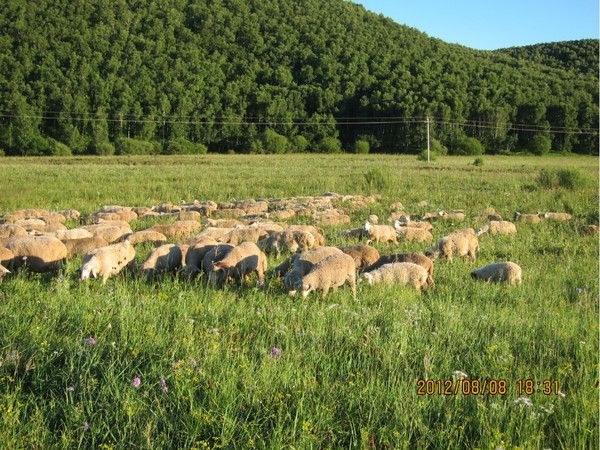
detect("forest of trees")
[0,0,597,156]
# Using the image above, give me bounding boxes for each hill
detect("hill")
[0,0,597,156]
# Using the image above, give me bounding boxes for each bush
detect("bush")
[262,129,289,154]
[430,138,448,155]
[47,138,72,156]
[94,141,115,156]
[115,138,161,155]
[0,149,5,157]
[164,138,208,155]
[352,139,370,154]
[316,136,342,153]
[451,136,484,155]
[417,150,437,161]
[537,168,586,190]
[529,134,552,155]
[290,135,309,153]
[364,167,392,192]
[473,157,484,166]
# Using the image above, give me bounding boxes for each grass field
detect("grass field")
[0,154,598,449]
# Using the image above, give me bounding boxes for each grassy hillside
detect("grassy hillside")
[0,155,598,448]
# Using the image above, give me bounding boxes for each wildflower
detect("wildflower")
[557,390,566,398]
[453,370,468,380]
[576,288,583,295]
[514,397,533,407]
[189,358,198,367]
[83,421,89,432]
[67,386,75,392]
[257,279,265,287]
[132,377,141,389]
[159,377,169,393]
[270,347,281,359]
[540,406,552,414]
[207,328,220,335]
[84,337,96,345]
[172,360,184,369]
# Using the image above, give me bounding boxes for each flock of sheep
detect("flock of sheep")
[0,193,596,298]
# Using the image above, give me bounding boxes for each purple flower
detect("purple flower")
[67,386,75,392]
[131,377,141,389]
[159,377,169,393]
[83,421,89,432]
[270,347,281,359]
[257,279,265,287]
[84,337,96,345]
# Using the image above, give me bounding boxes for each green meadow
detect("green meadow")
[0,154,598,449]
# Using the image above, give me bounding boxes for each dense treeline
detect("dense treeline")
[0,0,597,156]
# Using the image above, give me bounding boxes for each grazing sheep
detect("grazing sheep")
[425,229,479,263]
[208,242,267,286]
[184,238,219,270]
[474,214,503,222]
[204,218,243,228]
[93,210,138,223]
[0,247,14,268]
[440,210,466,221]
[5,235,68,272]
[2,208,51,223]
[80,241,136,283]
[59,209,81,221]
[200,244,235,277]
[476,221,517,236]
[124,230,168,246]
[247,221,287,234]
[393,224,433,242]
[270,209,296,220]
[337,245,380,272]
[53,228,94,241]
[513,212,541,224]
[140,244,183,279]
[579,225,599,235]
[300,252,356,299]
[82,223,132,243]
[337,227,368,240]
[259,229,316,256]
[367,214,379,224]
[542,212,572,222]
[360,262,431,291]
[177,211,202,221]
[388,211,410,223]
[14,218,51,232]
[0,224,28,239]
[225,226,268,246]
[213,208,246,219]
[282,247,344,293]
[192,227,234,242]
[313,209,351,226]
[364,221,397,244]
[62,236,110,259]
[0,264,8,282]
[363,253,434,286]
[471,262,522,285]
[150,220,201,239]
[389,202,404,211]
[395,216,433,231]
[287,225,325,246]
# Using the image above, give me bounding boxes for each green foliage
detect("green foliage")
[352,139,370,154]
[529,133,552,155]
[473,157,484,166]
[537,168,587,190]
[430,138,448,155]
[451,136,485,155]
[417,149,437,161]
[316,136,342,153]
[46,138,72,156]
[261,129,290,154]
[0,148,5,156]
[94,142,116,156]
[115,138,161,156]
[290,135,309,153]
[164,139,208,155]
[363,166,392,191]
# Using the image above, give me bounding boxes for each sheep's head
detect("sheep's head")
[424,249,440,260]
[360,272,374,285]
[364,221,372,231]
[476,225,489,236]
[393,220,401,230]
[301,280,314,298]
[80,265,96,281]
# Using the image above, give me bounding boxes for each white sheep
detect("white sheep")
[258,229,316,256]
[208,242,267,286]
[80,241,136,283]
[513,212,541,224]
[476,220,517,236]
[425,229,479,263]
[300,252,356,299]
[393,223,433,242]
[542,212,572,222]
[471,262,522,285]
[140,244,183,279]
[283,247,344,294]
[4,235,68,272]
[364,221,397,244]
[360,262,431,290]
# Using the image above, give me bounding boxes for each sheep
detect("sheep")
[4,235,68,272]
[364,221,397,244]
[476,220,517,236]
[258,229,316,256]
[0,224,28,239]
[184,238,219,270]
[282,247,344,293]
[62,236,110,259]
[367,214,379,224]
[393,224,433,242]
[513,212,541,224]
[200,244,235,277]
[337,245,380,272]
[0,247,14,268]
[81,223,132,243]
[124,230,168,246]
[247,221,287,234]
[203,218,243,228]
[300,252,356,299]
[0,264,8,282]
[474,214,503,222]
[80,241,136,283]
[269,209,296,220]
[440,210,466,221]
[394,216,433,231]
[360,262,431,291]
[14,218,52,232]
[337,227,368,240]
[59,209,81,221]
[208,242,267,287]
[225,226,268,246]
[53,228,94,241]
[149,220,201,239]
[140,244,183,279]
[313,209,351,226]
[542,212,572,222]
[389,201,404,211]
[213,208,246,219]
[388,211,410,223]
[579,225,599,235]
[362,253,434,286]
[471,262,522,285]
[177,211,202,221]
[287,225,325,246]
[192,227,234,242]
[425,229,479,263]
[93,210,138,223]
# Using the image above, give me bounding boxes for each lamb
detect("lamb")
[208,242,267,287]
[425,229,479,263]
[258,229,316,256]
[149,220,201,239]
[62,236,110,259]
[364,221,397,244]
[80,241,136,283]
[300,252,356,299]
[513,212,541,224]
[140,244,183,279]
[578,225,598,235]
[282,247,343,293]
[337,245,380,272]
[4,235,68,272]
[363,253,434,286]
[360,262,431,291]
[393,224,433,242]
[476,220,517,236]
[124,230,168,246]
[471,262,522,285]
[542,212,572,222]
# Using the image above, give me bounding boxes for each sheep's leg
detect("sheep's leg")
[322,284,330,299]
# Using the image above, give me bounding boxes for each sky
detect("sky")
[355,0,599,50]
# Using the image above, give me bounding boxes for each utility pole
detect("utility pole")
[426,116,431,163]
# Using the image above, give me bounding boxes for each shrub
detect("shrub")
[262,129,289,154]
[537,169,556,189]
[451,136,484,155]
[430,138,448,155]
[316,136,342,153]
[94,141,115,156]
[352,139,370,154]
[47,138,72,156]
[529,134,552,155]
[364,167,392,192]
[115,138,161,155]
[473,157,484,166]
[537,168,586,190]
[164,138,208,155]
[417,150,437,161]
[0,149,5,156]
[290,135,309,153]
